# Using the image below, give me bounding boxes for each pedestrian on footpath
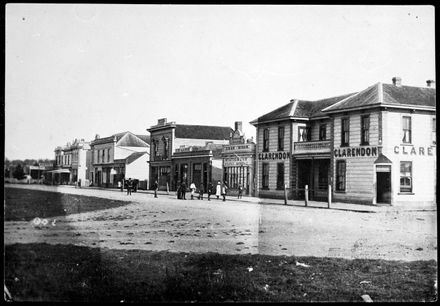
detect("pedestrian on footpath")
[190,182,196,200]
[153,180,158,198]
[207,182,213,201]
[215,181,221,199]
[120,179,124,192]
[198,183,204,200]
[181,181,187,200]
[221,182,228,202]
[78,179,81,188]
[126,178,132,195]
[238,184,243,199]
[176,181,181,199]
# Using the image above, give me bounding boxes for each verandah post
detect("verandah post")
[327,184,332,208]
[305,185,309,207]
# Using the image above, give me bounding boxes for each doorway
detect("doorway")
[376,166,391,204]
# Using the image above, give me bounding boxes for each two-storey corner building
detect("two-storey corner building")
[90,131,150,188]
[322,78,436,206]
[51,144,73,184]
[221,121,256,196]
[147,118,232,191]
[251,77,436,207]
[250,93,353,200]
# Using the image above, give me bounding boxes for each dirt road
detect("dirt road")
[4,185,437,261]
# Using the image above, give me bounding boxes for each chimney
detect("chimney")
[158,118,167,125]
[392,77,402,87]
[95,134,100,139]
[234,121,243,132]
[426,80,435,88]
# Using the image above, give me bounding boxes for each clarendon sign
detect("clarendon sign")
[334,146,378,158]
[393,145,435,156]
[258,151,289,160]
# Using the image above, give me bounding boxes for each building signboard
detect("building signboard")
[257,151,289,160]
[334,146,378,158]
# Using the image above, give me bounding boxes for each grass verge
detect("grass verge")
[4,243,437,302]
[4,187,130,221]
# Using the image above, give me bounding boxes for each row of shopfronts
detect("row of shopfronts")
[50,77,435,206]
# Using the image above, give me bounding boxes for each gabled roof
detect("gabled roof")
[91,131,150,147]
[322,83,436,113]
[175,124,232,140]
[125,151,148,164]
[136,135,151,144]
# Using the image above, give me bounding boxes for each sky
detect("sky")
[5,4,435,160]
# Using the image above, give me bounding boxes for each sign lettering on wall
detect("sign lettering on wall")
[258,151,289,160]
[393,146,434,156]
[334,147,378,158]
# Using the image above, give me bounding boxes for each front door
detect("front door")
[297,160,312,199]
[376,167,391,204]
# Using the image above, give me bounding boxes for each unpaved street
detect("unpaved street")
[4,185,437,261]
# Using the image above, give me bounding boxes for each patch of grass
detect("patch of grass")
[4,187,130,221]
[4,243,437,302]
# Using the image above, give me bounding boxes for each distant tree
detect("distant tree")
[13,164,26,180]
[5,168,10,178]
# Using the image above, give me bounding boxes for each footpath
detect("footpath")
[80,185,436,214]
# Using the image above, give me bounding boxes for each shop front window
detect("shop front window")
[276,163,284,190]
[262,163,269,189]
[400,161,412,193]
[336,160,346,191]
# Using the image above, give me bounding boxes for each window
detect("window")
[400,161,412,193]
[433,118,436,145]
[276,163,284,190]
[153,140,159,157]
[101,150,105,163]
[262,163,269,189]
[341,118,350,146]
[319,124,327,141]
[318,162,329,190]
[361,115,370,145]
[336,160,346,191]
[402,116,411,144]
[298,126,311,142]
[163,137,168,158]
[107,148,111,162]
[278,126,284,151]
[263,129,269,152]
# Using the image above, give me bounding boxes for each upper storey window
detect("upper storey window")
[319,124,327,141]
[298,126,311,142]
[361,115,370,145]
[402,116,412,144]
[278,126,284,151]
[341,118,350,147]
[263,129,269,152]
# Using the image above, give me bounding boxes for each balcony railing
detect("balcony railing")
[294,140,331,154]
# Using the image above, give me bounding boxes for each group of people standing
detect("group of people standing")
[177,181,229,201]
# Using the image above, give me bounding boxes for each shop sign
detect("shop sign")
[258,151,289,160]
[393,146,434,156]
[334,146,378,158]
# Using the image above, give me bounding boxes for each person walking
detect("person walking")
[221,182,228,202]
[181,181,187,200]
[153,180,158,198]
[190,182,196,200]
[238,184,243,199]
[207,182,213,201]
[199,183,204,200]
[215,181,221,199]
[176,181,181,199]
[120,179,124,192]
[126,178,132,195]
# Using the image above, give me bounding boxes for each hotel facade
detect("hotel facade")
[251,78,436,206]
